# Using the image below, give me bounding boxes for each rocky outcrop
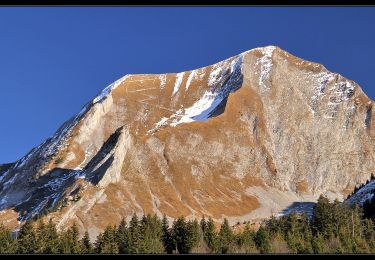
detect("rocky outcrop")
[1,46,374,238]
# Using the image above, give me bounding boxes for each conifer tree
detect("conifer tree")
[203,217,218,253]
[218,218,233,254]
[95,226,119,254]
[162,215,174,254]
[143,214,164,253]
[0,224,16,253]
[187,219,201,251]
[17,220,38,253]
[59,223,81,253]
[117,218,130,254]
[200,216,206,234]
[237,224,257,253]
[171,217,185,253]
[35,220,47,253]
[255,226,271,253]
[312,195,334,238]
[70,223,81,253]
[45,219,59,253]
[80,231,93,254]
[128,213,143,253]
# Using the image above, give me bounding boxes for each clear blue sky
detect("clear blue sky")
[0,7,374,163]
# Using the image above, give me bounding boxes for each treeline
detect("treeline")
[1,195,375,254]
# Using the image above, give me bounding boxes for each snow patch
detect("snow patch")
[159,74,167,89]
[310,71,336,113]
[149,55,244,129]
[256,46,276,92]
[147,117,170,134]
[208,61,227,87]
[275,202,316,219]
[75,144,94,170]
[346,179,375,205]
[170,91,221,126]
[185,70,196,91]
[172,72,185,96]
[173,56,243,126]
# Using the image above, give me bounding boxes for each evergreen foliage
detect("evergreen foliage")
[1,195,375,254]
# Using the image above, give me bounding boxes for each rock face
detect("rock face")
[1,46,374,239]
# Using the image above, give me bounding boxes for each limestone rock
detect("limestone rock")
[1,46,374,237]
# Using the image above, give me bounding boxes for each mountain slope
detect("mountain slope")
[1,46,374,239]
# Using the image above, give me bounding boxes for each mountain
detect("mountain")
[1,46,374,239]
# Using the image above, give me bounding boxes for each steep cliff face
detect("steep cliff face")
[1,46,374,239]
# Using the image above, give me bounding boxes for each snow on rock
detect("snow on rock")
[185,70,196,91]
[14,151,34,169]
[310,71,336,113]
[0,170,9,183]
[208,61,227,87]
[31,74,129,172]
[170,91,221,126]
[74,144,94,170]
[17,169,81,221]
[93,83,115,104]
[93,75,129,104]
[159,74,167,89]
[166,55,244,128]
[172,72,185,96]
[147,117,170,135]
[255,46,276,92]
[346,179,375,206]
[275,202,316,219]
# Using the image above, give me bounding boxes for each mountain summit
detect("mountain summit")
[1,46,374,238]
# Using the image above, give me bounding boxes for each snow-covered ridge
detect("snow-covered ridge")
[93,75,129,104]
[9,75,130,174]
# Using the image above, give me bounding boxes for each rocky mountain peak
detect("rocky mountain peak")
[0,46,374,238]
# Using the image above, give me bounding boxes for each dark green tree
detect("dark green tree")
[17,220,38,253]
[128,213,143,253]
[200,216,206,234]
[45,219,59,253]
[35,220,48,253]
[116,218,130,254]
[236,224,257,253]
[218,218,233,254]
[95,226,119,254]
[59,223,81,253]
[139,214,164,253]
[171,216,197,254]
[80,231,93,254]
[0,224,16,253]
[312,196,334,238]
[255,226,272,253]
[203,217,218,252]
[162,215,174,254]
[284,213,313,253]
[186,219,201,251]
